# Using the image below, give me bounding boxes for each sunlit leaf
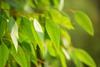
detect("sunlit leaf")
[0,43,9,67]
[62,48,70,60]
[61,29,71,48]
[33,18,45,57]
[46,19,60,48]
[73,48,96,67]
[58,49,67,67]
[33,19,44,41]
[70,50,84,67]
[9,22,18,51]
[74,11,94,35]
[59,0,64,11]
[49,9,74,30]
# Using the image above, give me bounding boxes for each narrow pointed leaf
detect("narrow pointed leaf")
[10,22,18,51]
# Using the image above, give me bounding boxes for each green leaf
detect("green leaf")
[46,40,57,57]
[0,43,9,67]
[9,18,18,51]
[73,48,96,67]
[62,48,70,60]
[0,13,7,39]
[70,50,84,67]
[46,19,60,48]
[61,29,71,48]
[33,19,44,42]
[74,11,94,35]
[33,18,45,57]
[49,9,74,30]
[57,48,67,67]
[18,17,35,43]
[11,46,28,67]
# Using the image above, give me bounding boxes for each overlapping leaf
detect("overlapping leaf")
[0,43,9,67]
[49,9,74,30]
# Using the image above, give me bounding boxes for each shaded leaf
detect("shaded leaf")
[0,12,7,38]
[0,43,9,67]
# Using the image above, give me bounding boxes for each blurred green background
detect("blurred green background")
[63,0,99,67]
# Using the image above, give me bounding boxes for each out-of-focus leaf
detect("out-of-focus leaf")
[11,46,28,67]
[7,17,15,32]
[33,18,45,57]
[21,41,37,65]
[0,12,7,39]
[1,2,10,10]
[9,18,18,51]
[58,0,64,11]
[62,48,70,60]
[57,49,67,67]
[70,50,84,67]
[73,48,96,67]
[61,29,71,48]
[46,19,60,48]
[0,43,9,67]
[49,0,60,9]
[33,19,44,41]
[46,40,56,57]
[49,9,74,30]
[18,17,35,43]
[74,11,94,35]
[7,17,18,51]
[5,0,27,10]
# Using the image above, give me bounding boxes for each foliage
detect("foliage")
[0,0,96,67]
